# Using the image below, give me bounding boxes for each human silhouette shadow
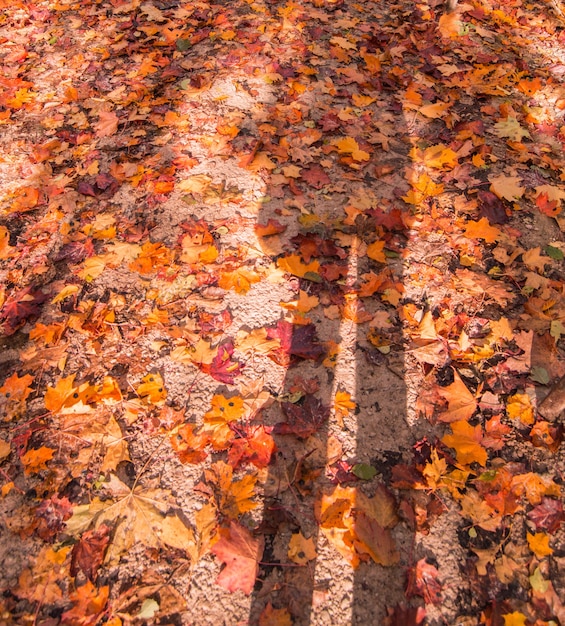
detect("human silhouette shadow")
[245,2,414,623]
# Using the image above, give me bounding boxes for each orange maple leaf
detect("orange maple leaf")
[218,267,261,293]
[442,420,487,467]
[0,372,34,402]
[463,217,501,243]
[205,461,258,518]
[21,446,55,475]
[0,226,14,259]
[171,423,209,464]
[94,111,119,138]
[61,580,109,626]
[437,371,477,423]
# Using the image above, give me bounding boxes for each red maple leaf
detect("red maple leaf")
[227,424,275,469]
[274,395,330,439]
[527,498,564,534]
[301,164,331,189]
[70,524,111,582]
[0,287,47,336]
[201,341,243,384]
[406,558,442,605]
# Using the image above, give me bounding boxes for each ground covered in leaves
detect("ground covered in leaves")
[1,0,565,624]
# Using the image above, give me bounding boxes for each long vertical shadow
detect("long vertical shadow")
[250,1,413,623]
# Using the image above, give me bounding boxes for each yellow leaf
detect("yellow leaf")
[235,328,280,355]
[334,136,370,162]
[422,449,448,489]
[282,165,301,178]
[527,532,553,557]
[188,338,217,366]
[51,284,80,304]
[44,374,77,412]
[281,290,319,313]
[410,143,458,169]
[66,476,197,565]
[178,175,212,194]
[502,612,528,626]
[506,393,534,425]
[334,391,356,417]
[352,94,376,107]
[277,254,320,278]
[522,247,548,273]
[205,461,258,518]
[201,395,245,450]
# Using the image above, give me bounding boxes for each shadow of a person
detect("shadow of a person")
[245,1,415,623]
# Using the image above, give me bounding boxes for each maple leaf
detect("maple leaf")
[254,219,287,237]
[94,111,119,138]
[70,523,111,581]
[333,136,370,162]
[442,420,487,467]
[492,117,531,141]
[0,372,34,403]
[0,225,14,259]
[464,217,501,243]
[200,341,243,384]
[202,394,244,450]
[66,475,198,565]
[205,461,258,519]
[406,559,442,605]
[300,164,331,189]
[527,532,553,558]
[259,603,293,626]
[58,411,130,476]
[366,240,386,263]
[277,254,321,279]
[506,393,534,425]
[275,395,330,439]
[218,266,261,293]
[17,545,72,604]
[410,144,458,169]
[211,521,264,595]
[61,580,109,626]
[171,423,209,464]
[20,446,55,475]
[353,511,399,566]
[227,424,275,469]
[137,372,167,405]
[0,287,47,336]
[235,328,280,355]
[489,174,525,201]
[334,390,355,420]
[436,370,477,423]
[287,531,317,565]
[502,612,528,626]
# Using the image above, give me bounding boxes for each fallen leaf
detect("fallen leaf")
[211,521,264,595]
